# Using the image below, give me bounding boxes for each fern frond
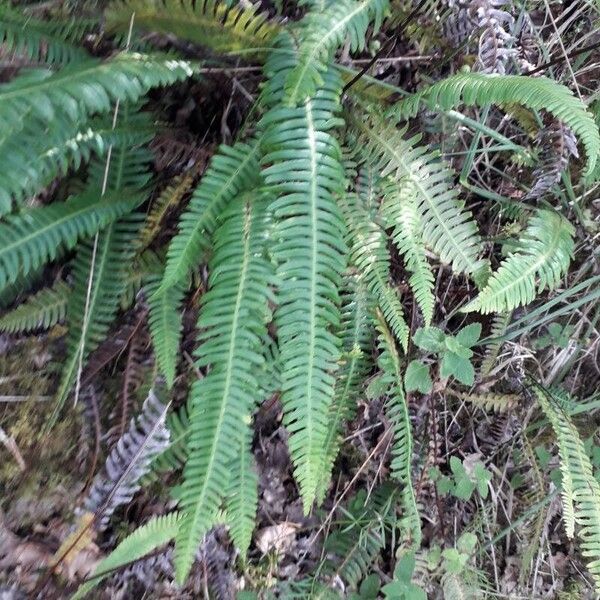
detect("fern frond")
[106,0,279,57]
[72,512,181,600]
[374,310,421,547]
[533,385,600,593]
[350,110,486,277]
[225,423,258,556]
[480,311,511,376]
[0,3,91,64]
[85,388,170,529]
[381,178,436,326]
[316,276,373,503]
[464,209,574,314]
[0,53,194,135]
[285,0,389,104]
[54,215,144,413]
[459,392,520,413]
[175,193,273,583]
[396,72,600,177]
[0,190,138,293]
[0,280,68,334]
[145,274,186,389]
[260,43,347,510]
[162,138,262,290]
[339,193,409,348]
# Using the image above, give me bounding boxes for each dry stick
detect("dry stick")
[342,0,431,94]
[524,39,600,76]
[72,14,135,408]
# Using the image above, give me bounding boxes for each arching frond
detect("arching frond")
[0,190,138,293]
[72,512,181,600]
[396,72,600,177]
[162,138,262,290]
[260,39,347,510]
[106,0,279,57]
[175,193,273,583]
[285,0,389,104]
[533,385,600,594]
[350,109,486,277]
[339,193,409,349]
[380,178,435,326]
[375,310,421,547]
[464,209,574,314]
[0,280,68,334]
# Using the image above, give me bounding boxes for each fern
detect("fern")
[351,109,486,277]
[316,276,373,503]
[375,310,421,547]
[464,209,574,314]
[85,388,170,529]
[106,0,280,57]
[0,280,68,334]
[175,192,273,583]
[396,72,600,177]
[0,190,138,293]
[480,311,512,376]
[260,36,347,510]
[145,274,186,389]
[0,3,91,64]
[533,385,600,593]
[339,193,409,349]
[72,512,181,600]
[284,0,389,105]
[161,138,262,290]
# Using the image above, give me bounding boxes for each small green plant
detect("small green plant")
[430,456,492,501]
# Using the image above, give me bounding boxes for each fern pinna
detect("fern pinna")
[0,0,599,596]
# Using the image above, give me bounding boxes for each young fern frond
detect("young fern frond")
[533,385,600,593]
[106,0,279,58]
[72,512,181,600]
[380,178,436,326]
[0,190,138,293]
[225,424,258,557]
[0,280,69,334]
[339,193,409,349]
[375,310,421,547]
[396,72,600,177]
[162,138,262,290]
[145,274,186,389]
[260,37,347,510]
[350,110,486,277]
[284,0,389,105]
[316,276,373,503]
[464,209,574,314]
[0,3,91,64]
[175,193,273,583]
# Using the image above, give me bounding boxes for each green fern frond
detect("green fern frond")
[350,110,486,277]
[0,280,68,334]
[381,178,435,326]
[0,190,138,293]
[396,72,600,177]
[106,0,279,57]
[145,274,186,389]
[316,276,373,503]
[162,138,262,290]
[0,53,194,136]
[480,311,512,376]
[260,41,347,510]
[175,193,273,583]
[375,310,421,547]
[339,192,409,349]
[225,423,258,556]
[0,3,91,64]
[119,249,164,310]
[533,385,600,594]
[72,511,181,600]
[54,214,145,416]
[459,392,520,413]
[464,209,574,314]
[285,0,389,105]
